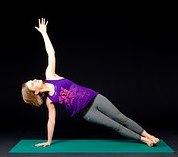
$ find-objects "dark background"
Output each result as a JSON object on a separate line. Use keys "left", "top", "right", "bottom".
{"left": 0, "top": 2, "right": 178, "bottom": 140}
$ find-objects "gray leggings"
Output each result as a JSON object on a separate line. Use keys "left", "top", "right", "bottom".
{"left": 81, "top": 94, "right": 144, "bottom": 141}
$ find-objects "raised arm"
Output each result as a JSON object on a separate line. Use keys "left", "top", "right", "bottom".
{"left": 35, "top": 18, "right": 59, "bottom": 79}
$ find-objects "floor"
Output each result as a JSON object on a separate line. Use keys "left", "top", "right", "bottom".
{"left": 0, "top": 125, "right": 177, "bottom": 157}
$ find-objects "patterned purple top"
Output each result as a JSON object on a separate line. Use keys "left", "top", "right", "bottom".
{"left": 45, "top": 78, "right": 98, "bottom": 116}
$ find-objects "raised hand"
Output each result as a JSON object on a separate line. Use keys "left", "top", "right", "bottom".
{"left": 35, "top": 17, "right": 48, "bottom": 34}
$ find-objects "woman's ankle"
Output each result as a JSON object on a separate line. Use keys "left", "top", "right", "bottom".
{"left": 141, "top": 130, "right": 159, "bottom": 144}
{"left": 140, "top": 136, "right": 154, "bottom": 147}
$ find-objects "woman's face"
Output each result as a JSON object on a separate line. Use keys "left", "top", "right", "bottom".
{"left": 26, "top": 79, "right": 43, "bottom": 91}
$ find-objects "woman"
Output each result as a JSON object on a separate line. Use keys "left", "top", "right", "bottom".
{"left": 21, "top": 17, "right": 159, "bottom": 147}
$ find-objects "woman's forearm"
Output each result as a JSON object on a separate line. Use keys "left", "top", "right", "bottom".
{"left": 41, "top": 32, "right": 55, "bottom": 57}
{"left": 47, "top": 120, "right": 55, "bottom": 144}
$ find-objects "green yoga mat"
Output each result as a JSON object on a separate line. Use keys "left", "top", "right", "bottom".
{"left": 9, "top": 139, "right": 175, "bottom": 154}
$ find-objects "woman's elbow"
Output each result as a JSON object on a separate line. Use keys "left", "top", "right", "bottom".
{"left": 48, "top": 119, "right": 55, "bottom": 125}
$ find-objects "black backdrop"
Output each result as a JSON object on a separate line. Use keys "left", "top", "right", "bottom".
{"left": 0, "top": 3, "right": 178, "bottom": 138}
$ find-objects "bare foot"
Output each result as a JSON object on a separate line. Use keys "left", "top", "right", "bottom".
{"left": 141, "top": 130, "right": 159, "bottom": 144}
{"left": 140, "top": 136, "right": 154, "bottom": 147}
{"left": 147, "top": 135, "right": 159, "bottom": 144}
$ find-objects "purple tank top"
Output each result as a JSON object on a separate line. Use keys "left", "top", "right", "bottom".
{"left": 45, "top": 78, "right": 98, "bottom": 116}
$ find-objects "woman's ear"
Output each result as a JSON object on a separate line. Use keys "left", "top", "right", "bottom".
{"left": 34, "top": 90, "right": 40, "bottom": 95}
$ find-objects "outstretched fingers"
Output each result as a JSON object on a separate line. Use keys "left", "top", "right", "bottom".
{"left": 35, "top": 17, "right": 48, "bottom": 33}
{"left": 35, "top": 142, "right": 50, "bottom": 147}
{"left": 39, "top": 17, "right": 48, "bottom": 25}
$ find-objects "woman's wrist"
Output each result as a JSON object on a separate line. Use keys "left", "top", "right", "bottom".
{"left": 40, "top": 30, "right": 47, "bottom": 35}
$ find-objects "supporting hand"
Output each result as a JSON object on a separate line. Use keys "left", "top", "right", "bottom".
{"left": 35, "top": 141, "right": 51, "bottom": 147}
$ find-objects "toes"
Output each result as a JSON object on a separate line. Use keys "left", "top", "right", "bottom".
{"left": 149, "top": 136, "right": 160, "bottom": 144}
{"left": 148, "top": 141, "right": 154, "bottom": 147}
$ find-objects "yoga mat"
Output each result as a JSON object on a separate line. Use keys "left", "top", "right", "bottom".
{"left": 9, "top": 139, "right": 175, "bottom": 154}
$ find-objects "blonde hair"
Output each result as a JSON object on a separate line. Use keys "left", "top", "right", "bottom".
{"left": 21, "top": 83, "right": 44, "bottom": 107}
